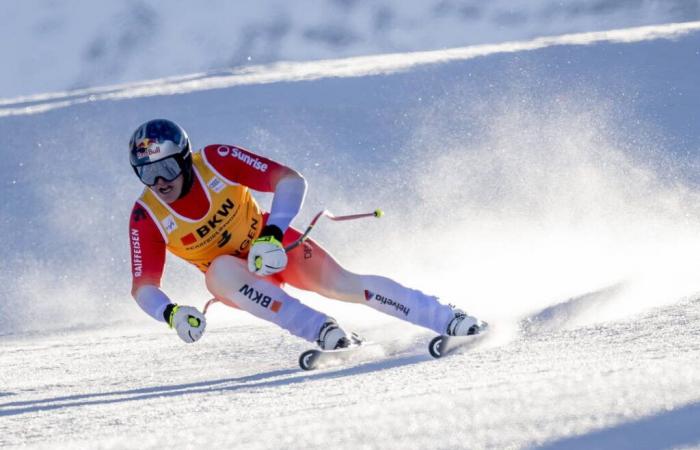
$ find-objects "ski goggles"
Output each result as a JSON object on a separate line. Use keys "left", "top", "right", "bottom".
{"left": 135, "top": 156, "right": 183, "bottom": 186}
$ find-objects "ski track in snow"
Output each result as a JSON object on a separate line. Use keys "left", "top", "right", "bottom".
{"left": 2, "top": 1, "right": 696, "bottom": 99}
{"left": 2, "top": 22, "right": 700, "bottom": 449}
{"left": 1, "top": 22, "right": 699, "bottom": 118}
{"left": 1, "top": 299, "right": 699, "bottom": 449}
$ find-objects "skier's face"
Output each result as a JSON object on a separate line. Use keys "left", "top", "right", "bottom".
{"left": 150, "top": 174, "right": 184, "bottom": 203}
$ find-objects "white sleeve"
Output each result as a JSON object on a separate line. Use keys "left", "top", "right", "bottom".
{"left": 134, "top": 285, "right": 172, "bottom": 323}
{"left": 267, "top": 174, "right": 307, "bottom": 232}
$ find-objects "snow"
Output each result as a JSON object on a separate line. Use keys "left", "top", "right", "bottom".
{"left": 1, "top": 0, "right": 698, "bottom": 99}
{"left": 2, "top": 300, "right": 699, "bottom": 449}
{"left": 2, "top": 20, "right": 700, "bottom": 450}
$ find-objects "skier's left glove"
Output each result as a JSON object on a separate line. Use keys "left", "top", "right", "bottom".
{"left": 164, "top": 304, "right": 206, "bottom": 343}
{"left": 248, "top": 225, "right": 287, "bottom": 276}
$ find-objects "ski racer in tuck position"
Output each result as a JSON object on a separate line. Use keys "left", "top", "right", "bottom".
{"left": 128, "top": 119, "right": 486, "bottom": 350}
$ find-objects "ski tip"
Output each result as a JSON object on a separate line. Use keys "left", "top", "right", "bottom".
{"left": 299, "top": 349, "right": 320, "bottom": 371}
{"left": 428, "top": 335, "right": 446, "bottom": 359}
{"left": 298, "top": 339, "right": 380, "bottom": 371}
{"left": 429, "top": 323, "right": 490, "bottom": 359}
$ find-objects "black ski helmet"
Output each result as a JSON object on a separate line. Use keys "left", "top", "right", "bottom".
{"left": 129, "top": 119, "right": 193, "bottom": 188}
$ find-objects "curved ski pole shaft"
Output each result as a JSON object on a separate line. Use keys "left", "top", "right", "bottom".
{"left": 284, "top": 208, "right": 383, "bottom": 252}
{"left": 203, "top": 298, "right": 242, "bottom": 315}
{"left": 203, "top": 298, "right": 220, "bottom": 315}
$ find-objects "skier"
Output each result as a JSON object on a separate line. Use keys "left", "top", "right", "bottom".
{"left": 128, "top": 119, "right": 486, "bottom": 350}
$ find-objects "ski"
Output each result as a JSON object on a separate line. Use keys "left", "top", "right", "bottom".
{"left": 298, "top": 339, "right": 378, "bottom": 371}
{"left": 428, "top": 323, "right": 490, "bottom": 358}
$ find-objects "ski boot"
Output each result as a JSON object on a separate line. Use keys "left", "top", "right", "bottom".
{"left": 316, "top": 319, "right": 352, "bottom": 350}
{"left": 446, "top": 310, "right": 488, "bottom": 336}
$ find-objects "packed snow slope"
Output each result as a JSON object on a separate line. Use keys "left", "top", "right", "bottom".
{"left": 1, "top": 23, "right": 700, "bottom": 449}
{"left": 2, "top": 0, "right": 699, "bottom": 98}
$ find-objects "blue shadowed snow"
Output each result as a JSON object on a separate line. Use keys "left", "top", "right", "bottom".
{"left": 2, "top": 24, "right": 700, "bottom": 450}
{"left": 2, "top": 26, "right": 700, "bottom": 336}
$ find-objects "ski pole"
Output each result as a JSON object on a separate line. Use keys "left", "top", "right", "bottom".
{"left": 203, "top": 297, "right": 220, "bottom": 315}
{"left": 282, "top": 208, "right": 384, "bottom": 252}
{"left": 206, "top": 208, "right": 384, "bottom": 315}
{"left": 252, "top": 208, "right": 383, "bottom": 271}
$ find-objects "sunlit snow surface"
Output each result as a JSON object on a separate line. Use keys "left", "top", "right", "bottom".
{"left": 2, "top": 24, "right": 700, "bottom": 449}
{"left": 2, "top": 299, "right": 699, "bottom": 449}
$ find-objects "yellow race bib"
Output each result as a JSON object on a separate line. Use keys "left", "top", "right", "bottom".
{"left": 137, "top": 150, "right": 263, "bottom": 271}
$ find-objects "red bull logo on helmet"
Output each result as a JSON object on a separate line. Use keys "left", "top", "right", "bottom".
{"left": 135, "top": 138, "right": 162, "bottom": 159}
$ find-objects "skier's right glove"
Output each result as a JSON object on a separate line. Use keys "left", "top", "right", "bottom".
{"left": 248, "top": 224, "right": 287, "bottom": 276}
{"left": 164, "top": 304, "right": 206, "bottom": 343}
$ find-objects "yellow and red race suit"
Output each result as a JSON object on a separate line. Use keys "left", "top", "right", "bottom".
{"left": 129, "top": 144, "right": 298, "bottom": 294}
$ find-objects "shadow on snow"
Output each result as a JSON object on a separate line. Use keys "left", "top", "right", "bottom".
{"left": 0, "top": 354, "right": 429, "bottom": 417}
{"left": 533, "top": 401, "right": 700, "bottom": 450}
